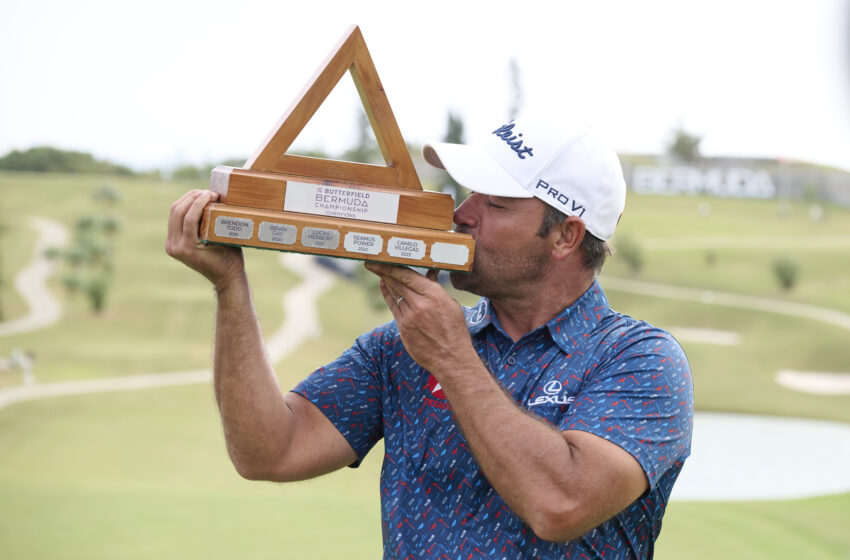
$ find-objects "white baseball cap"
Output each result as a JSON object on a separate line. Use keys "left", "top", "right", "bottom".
{"left": 423, "top": 113, "right": 626, "bottom": 240}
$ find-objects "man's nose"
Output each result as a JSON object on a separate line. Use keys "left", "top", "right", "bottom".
{"left": 453, "top": 193, "right": 481, "bottom": 231}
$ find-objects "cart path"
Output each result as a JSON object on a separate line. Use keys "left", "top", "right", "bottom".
{"left": 0, "top": 217, "right": 69, "bottom": 337}
{"left": 0, "top": 252, "right": 335, "bottom": 411}
{"left": 640, "top": 233, "right": 850, "bottom": 251}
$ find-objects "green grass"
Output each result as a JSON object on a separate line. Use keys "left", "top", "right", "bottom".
{"left": 1, "top": 172, "right": 850, "bottom": 558}
{"left": 0, "top": 210, "right": 37, "bottom": 324}
{"left": 603, "top": 290, "right": 850, "bottom": 422}
{"left": 3, "top": 384, "right": 845, "bottom": 560}
{"left": 607, "top": 194, "right": 850, "bottom": 312}
{"left": 0, "top": 384, "right": 384, "bottom": 560}
{"left": 0, "top": 172, "right": 298, "bottom": 382}
{"left": 657, "top": 496, "right": 850, "bottom": 559}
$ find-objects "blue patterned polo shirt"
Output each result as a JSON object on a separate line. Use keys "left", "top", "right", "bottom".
{"left": 293, "top": 281, "right": 693, "bottom": 559}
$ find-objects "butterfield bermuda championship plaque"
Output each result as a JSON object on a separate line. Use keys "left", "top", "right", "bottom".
{"left": 198, "top": 25, "right": 474, "bottom": 272}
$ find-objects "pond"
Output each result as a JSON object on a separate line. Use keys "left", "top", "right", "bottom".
{"left": 671, "top": 412, "right": 850, "bottom": 501}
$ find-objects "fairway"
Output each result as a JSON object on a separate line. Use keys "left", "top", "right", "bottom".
{"left": 0, "top": 385, "right": 385, "bottom": 560}
{"left": 1, "top": 171, "right": 849, "bottom": 558}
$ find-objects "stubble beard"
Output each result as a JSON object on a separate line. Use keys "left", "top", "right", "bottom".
{"left": 449, "top": 238, "right": 550, "bottom": 300}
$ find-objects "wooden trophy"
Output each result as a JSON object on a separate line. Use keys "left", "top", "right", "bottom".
{"left": 199, "top": 25, "right": 474, "bottom": 272}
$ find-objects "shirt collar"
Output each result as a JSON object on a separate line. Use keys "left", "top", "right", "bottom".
{"left": 545, "top": 281, "right": 612, "bottom": 352}
{"left": 464, "top": 298, "right": 495, "bottom": 336}
{"left": 464, "top": 281, "right": 612, "bottom": 351}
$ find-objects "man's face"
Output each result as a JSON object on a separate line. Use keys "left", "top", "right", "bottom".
{"left": 449, "top": 193, "right": 551, "bottom": 299}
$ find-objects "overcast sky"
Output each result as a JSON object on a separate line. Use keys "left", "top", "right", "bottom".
{"left": 2, "top": 0, "right": 848, "bottom": 172}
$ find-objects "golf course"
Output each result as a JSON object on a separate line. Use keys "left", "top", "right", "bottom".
{"left": 1, "top": 170, "right": 849, "bottom": 559}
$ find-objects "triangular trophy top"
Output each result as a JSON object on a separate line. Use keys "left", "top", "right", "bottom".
{"left": 244, "top": 25, "right": 422, "bottom": 191}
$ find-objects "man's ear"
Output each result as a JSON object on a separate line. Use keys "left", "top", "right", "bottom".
{"left": 550, "top": 216, "right": 585, "bottom": 260}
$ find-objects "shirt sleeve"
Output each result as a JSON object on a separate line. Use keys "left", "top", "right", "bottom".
{"left": 560, "top": 323, "right": 694, "bottom": 489}
{"left": 292, "top": 326, "right": 388, "bottom": 467}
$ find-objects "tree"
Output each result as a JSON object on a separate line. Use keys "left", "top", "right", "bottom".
{"left": 93, "top": 185, "right": 121, "bottom": 206}
{"left": 45, "top": 189, "right": 122, "bottom": 314}
{"left": 614, "top": 234, "right": 643, "bottom": 275}
{"left": 0, "top": 146, "right": 134, "bottom": 175}
{"left": 342, "top": 111, "right": 380, "bottom": 164}
{"left": 172, "top": 164, "right": 208, "bottom": 182}
{"left": 445, "top": 111, "right": 465, "bottom": 145}
{"left": 668, "top": 126, "right": 702, "bottom": 163}
{"left": 439, "top": 111, "right": 469, "bottom": 202}
{"left": 0, "top": 222, "right": 6, "bottom": 320}
{"left": 508, "top": 57, "right": 523, "bottom": 120}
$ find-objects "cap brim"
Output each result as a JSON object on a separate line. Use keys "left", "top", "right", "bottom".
{"left": 423, "top": 142, "right": 533, "bottom": 198}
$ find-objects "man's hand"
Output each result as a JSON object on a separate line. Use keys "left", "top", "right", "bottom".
{"left": 165, "top": 189, "right": 245, "bottom": 287}
{"left": 363, "top": 262, "right": 475, "bottom": 373}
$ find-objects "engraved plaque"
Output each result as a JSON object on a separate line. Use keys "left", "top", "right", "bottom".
{"left": 301, "top": 227, "right": 340, "bottom": 249}
{"left": 214, "top": 216, "right": 253, "bottom": 240}
{"left": 387, "top": 237, "right": 426, "bottom": 260}
{"left": 344, "top": 232, "right": 383, "bottom": 255}
{"left": 258, "top": 222, "right": 297, "bottom": 245}
{"left": 430, "top": 242, "right": 470, "bottom": 266}
{"left": 285, "top": 182, "right": 400, "bottom": 224}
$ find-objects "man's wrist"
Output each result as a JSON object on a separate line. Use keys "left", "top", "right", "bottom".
{"left": 430, "top": 342, "right": 486, "bottom": 388}
{"left": 213, "top": 268, "right": 249, "bottom": 299}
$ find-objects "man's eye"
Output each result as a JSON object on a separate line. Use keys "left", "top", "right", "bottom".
{"left": 487, "top": 198, "right": 505, "bottom": 209}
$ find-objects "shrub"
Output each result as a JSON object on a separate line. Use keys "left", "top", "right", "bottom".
{"left": 772, "top": 256, "right": 799, "bottom": 291}
{"left": 614, "top": 235, "right": 643, "bottom": 275}
{"left": 45, "top": 188, "right": 121, "bottom": 313}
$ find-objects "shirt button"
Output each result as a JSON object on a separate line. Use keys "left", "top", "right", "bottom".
{"left": 506, "top": 355, "right": 517, "bottom": 366}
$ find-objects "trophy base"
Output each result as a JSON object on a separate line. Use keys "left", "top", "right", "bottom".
{"left": 199, "top": 203, "right": 474, "bottom": 272}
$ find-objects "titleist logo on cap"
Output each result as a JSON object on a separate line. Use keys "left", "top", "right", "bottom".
{"left": 492, "top": 122, "right": 534, "bottom": 159}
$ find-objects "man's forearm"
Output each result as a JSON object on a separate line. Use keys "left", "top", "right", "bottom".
{"left": 434, "top": 355, "right": 582, "bottom": 539}
{"left": 212, "top": 272, "right": 293, "bottom": 479}
{"left": 165, "top": 189, "right": 346, "bottom": 480}
{"left": 435, "top": 351, "right": 647, "bottom": 542}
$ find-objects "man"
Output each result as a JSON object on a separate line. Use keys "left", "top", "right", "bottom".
{"left": 166, "top": 112, "right": 693, "bottom": 559}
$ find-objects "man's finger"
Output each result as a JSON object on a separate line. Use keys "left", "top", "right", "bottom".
{"left": 182, "top": 190, "right": 216, "bottom": 245}
{"left": 168, "top": 190, "right": 204, "bottom": 242}
{"left": 364, "top": 261, "right": 403, "bottom": 279}
{"left": 365, "top": 262, "right": 430, "bottom": 295}
{"left": 379, "top": 275, "right": 417, "bottom": 306}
